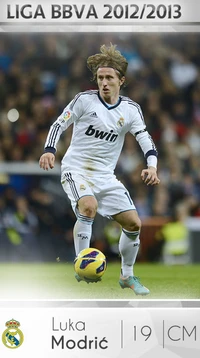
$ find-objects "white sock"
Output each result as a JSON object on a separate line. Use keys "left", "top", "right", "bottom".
{"left": 73, "top": 218, "right": 93, "bottom": 256}
{"left": 119, "top": 229, "right": 140, "bottom": 277}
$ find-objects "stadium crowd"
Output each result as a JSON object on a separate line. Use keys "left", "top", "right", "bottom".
{"left": 0, "top": 33, "right": 200, "bottom": 261}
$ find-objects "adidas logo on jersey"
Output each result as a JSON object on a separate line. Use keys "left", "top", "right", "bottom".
{"left": 85, "top": 125, "right": 118, "bottom": 142}
{"left": 90, "top": 112, "right": 98, "bottom": 118}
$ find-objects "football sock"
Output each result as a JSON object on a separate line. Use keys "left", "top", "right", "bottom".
{"left": 73, "top": 217, "right": 94, "bottom": 256}
{"left": 119, "top": 229, "right": 140, "bottom": 277}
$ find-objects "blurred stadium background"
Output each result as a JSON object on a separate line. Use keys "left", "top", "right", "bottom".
{"left": 0, "top": 32, "right": 200, "bottom": 266}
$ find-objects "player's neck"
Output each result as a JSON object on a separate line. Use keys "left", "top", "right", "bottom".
{"left": 99, "top": 93, "right": 120, "bottom": 106}
{"left": 105, "top": 99, "right": 119, "bottom": 107}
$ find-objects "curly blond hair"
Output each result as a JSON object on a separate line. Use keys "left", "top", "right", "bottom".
{"left": 87, "top": 43, "right": 128, "bottom": 82}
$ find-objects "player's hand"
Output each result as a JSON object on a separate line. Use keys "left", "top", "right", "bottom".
{"left": 39, "top": 153, "right": 55, "bottom": 171}
{"left": 141, "top": 166, "right": 160, "bottom": 186}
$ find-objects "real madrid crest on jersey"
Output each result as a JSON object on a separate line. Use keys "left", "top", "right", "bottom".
{"left": 117, "top": 117, "right": 124, "bottom": 127}
{"left": 2, "top": 319, "right": 24, "bottom": 349}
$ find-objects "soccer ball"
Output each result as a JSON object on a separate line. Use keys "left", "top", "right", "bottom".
{"left": 74, "top": 248, "right": 107, "bottom": 280}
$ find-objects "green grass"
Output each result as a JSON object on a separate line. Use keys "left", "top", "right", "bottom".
{"left": 0, "top": 262, "right": 200, "bottom": 300}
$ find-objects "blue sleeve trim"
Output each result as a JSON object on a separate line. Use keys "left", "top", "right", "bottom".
{"left": 44, "top": 147, "right": 56, "bottom": 155}
{"left": 145, "top": 149, "right": 158, "bottom": 159}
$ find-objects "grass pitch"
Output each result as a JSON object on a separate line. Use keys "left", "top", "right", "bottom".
{"left": 0, "top": 262, "right": 200, "bottom": 300}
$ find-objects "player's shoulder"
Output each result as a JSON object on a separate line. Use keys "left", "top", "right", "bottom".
{"left": 70, "top": 90, "right": 98, "bottom": 110}
{"left": 120, "top": 95, "right": 142, "bottom": 110}
{"left": 120, "top": 95, "right": 144, "bottom": 122}
{"left": 74, "top": 89, "right": 98, "bottom": 101}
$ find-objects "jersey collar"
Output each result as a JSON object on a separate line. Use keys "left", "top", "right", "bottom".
{"left": 98, "top": 92, "right": 122, "bottom": 110}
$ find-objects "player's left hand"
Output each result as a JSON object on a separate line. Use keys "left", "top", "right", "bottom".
{"left": 141, "top": 166, "right": 160, "bottom": 186}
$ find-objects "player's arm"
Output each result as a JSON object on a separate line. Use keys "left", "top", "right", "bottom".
{"left": 39, "top": 116, "right": 69, "bottom": 171}
{"left": 39, "top": 152, "right": 55, "bottom": 171}
{"left": 141, "top": 165, "right": 160, "bottom": 186}
{"left": 135, "top": 130, "right": 160, "bottom": 185}
{"left": 39, "top": 119, "right": 64, "bottom": 171}
{"left": 39, "top": 95, "right": 82, "bottom": 171}
{"left": 129, "top": 105, "right": 160, "bottom": 186}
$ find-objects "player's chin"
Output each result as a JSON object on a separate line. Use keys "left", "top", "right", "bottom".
{"left": 102, "top": 90, "right": 110, "bottom": 97}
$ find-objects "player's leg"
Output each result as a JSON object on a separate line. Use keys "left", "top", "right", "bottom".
{"left": 74, "top": 195, "right": 98, "bottom": 255}
{"left": 113, "top": 210, "right": 141, "bottom": 277}
{"left": 96, "top": 174, "right": 149, "bottom": 295}
{"left": 62, "top": 173, "right": 97, "bottom": 255}
{"left": 74, "top": 195, "right": 101, "bottom": 283}
{"left": 62, "top": 173, "right": 100, "bottom": 283}
{"left": 113, "top": 210, "right": 149, "bottom": 295}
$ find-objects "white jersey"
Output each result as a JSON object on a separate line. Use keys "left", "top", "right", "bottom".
{"left": 44, "top": 90, "right": 157, "bottom": 177}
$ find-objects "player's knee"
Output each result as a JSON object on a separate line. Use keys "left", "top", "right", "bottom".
{"left": 78, "top": 197, "right": 98, "bottom": 218}
{"left": 124, "top": 218, "right": 141, "bottom": 232}
{"left": 83, "top": 205, "right": 97, "bottom": 218}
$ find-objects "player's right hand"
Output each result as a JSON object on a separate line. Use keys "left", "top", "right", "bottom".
{"left": 39, "top": 152, "right": 55, "bottom": 171}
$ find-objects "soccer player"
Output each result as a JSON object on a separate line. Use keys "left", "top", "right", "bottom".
{"left": 39, "top": 44, "right": 160, "bottom": 295}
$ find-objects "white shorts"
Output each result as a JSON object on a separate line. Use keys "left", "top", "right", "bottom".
{"left": 61, "top": 172, "right": 136, "bottom": 218}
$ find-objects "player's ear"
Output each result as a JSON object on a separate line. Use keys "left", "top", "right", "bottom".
{"left": 120, "top": 76, "right": 125, "bottom": 87}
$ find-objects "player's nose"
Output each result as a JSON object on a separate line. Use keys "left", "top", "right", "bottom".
{"left": 102, "top": 79, "right": 108, "bottom": 86}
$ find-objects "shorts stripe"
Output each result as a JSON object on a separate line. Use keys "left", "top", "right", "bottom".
{"left": 65, "top": 172, "right": 80, "bottom": 201}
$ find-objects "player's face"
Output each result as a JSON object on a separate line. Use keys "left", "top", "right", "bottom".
{"left": 97, "top": 67, "right": 125, "bottom": 104}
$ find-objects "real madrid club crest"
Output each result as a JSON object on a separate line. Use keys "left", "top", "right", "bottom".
{"left": 117, "top": 117, "right": 124, "bottom": 127}
{"left": 2, "top": 319, "right": 24, "bottom": 349}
